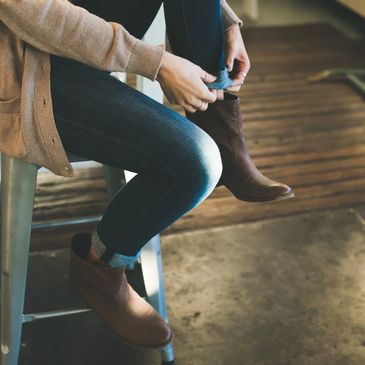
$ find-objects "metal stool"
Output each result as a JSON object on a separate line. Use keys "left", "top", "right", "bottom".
{"left": 0, "top": 151, "right": 174, "bottom": 365}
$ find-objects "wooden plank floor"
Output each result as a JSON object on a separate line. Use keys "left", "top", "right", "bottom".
{"left": 31, "top": 23, "right": 365, "bottom": 250}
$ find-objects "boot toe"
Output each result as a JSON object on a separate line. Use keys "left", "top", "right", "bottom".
{"left": 269, "top": 182, "right": 294, "bottom": 199}
{"left": 137, "top": 302, "right": 173, "bottom": 347}
{"left": 117, "top": 286, "right": 173, "bottom": 348}
{"left": 126, "top": 310, "right": 173, "bottom": 348}
{"left": 152, "top": 320, "right": 173, "bottom": 347}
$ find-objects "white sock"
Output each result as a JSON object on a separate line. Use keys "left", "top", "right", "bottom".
{"left": 91, "top": 229, "right": 141, "bottom": 268}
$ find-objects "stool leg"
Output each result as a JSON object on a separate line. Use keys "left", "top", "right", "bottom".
{"left": 0, "top": 155, "right": 38, "bottom": 365}
{"left": 102, "top": 166, "right": 137, "bottom": 270}
{"left": 140, "top": 235, "right": 175, "bottom": 364}
{"left": 102, "top": 165, "right": 126, "bottom": 200}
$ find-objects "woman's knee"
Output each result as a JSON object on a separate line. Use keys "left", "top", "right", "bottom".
{"left": 198, "top": 134, "right": 223, "bottom": 187}
{"left": 180, "top": 130, "right": 223, "bottom": 195}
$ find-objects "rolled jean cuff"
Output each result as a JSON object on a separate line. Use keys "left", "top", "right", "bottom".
{"left": 108, "top": 249, "right": 142, "bottom": 268}
{"left": 91, "top": 229, "right": 141, "bottom": 267}
{"left": 206, "top": 67, "right": 233, "bottom": 89}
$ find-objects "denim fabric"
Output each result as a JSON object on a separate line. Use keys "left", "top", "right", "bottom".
{"left": 50, "top": 55, "right": 222, "bottom": 256}
{"left": 164, "top": 0, "right": 225, "bottom": 73}
{"left": 206, "top": 68, "right": 233, "bottom": 89}
{"left": 165, "top": 0, "right": 233, "bottom": 88}
{"left": 72, "top": 0, "right": 233, "bottom": 87}
{"left": 50, "top": 0, "right": 227, "bottom": 256}
{"left": 91, "top": 228, "right": 142, "bottom": 267}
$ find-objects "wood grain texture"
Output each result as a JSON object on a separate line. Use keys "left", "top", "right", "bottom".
{"left": 31, "top": 23, "right": 365, "bottom": 251}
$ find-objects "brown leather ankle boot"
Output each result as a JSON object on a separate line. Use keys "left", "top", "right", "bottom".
{"left": 185, "top": 92, "right": 294, "bottom": 202}
{"left": 69, "top": 232, "right": 173, "bottom": 348}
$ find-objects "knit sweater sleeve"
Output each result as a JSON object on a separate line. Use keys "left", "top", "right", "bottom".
{"left": 0, "top": 0, "right": 165, "bottom": 81}
{"left": 221, "top": 0, "right": 244, "bottom": 32}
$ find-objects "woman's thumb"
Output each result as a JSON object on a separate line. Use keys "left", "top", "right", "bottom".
{"left": 225, "top": 56, "right": 234, "bottom": 72}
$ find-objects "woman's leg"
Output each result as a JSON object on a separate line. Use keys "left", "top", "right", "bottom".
{"left": 163, "top": 0, "right": 232, "bottom": 89}
{"left": 158, "top": 1, "right": 292, "bottom": 201}
{"left": 71, "top": 0, "right": 291, "bottom": 204}
{"left": 51, "top": 5, "right": 223, "bottom": 346}
{"left": 50, "top": 54, "right": 222, "bottom": 257}
{"left": 72, "top": 0, "right": 164, "bottom": 40}
{"left": 73, "top": 0, "right": 231, "bottom": 89}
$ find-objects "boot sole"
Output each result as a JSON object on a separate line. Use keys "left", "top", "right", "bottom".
{"left": 69, "top": 278, "right": 174, "bottom": 350}
{"left": 108, "top": 320, "right": 174, "bottom": 351}
{"left": 231, "top": 190, "right": 295, "bottom": 202}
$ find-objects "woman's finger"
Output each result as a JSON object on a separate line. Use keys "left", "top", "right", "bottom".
{"left": 235, "top": 60, "right": 250, "bottom": 80}
{"left": 200, "top": 68, "right": 217, "bottom": 83}
{"left": 229, "top": 72, "right": 246, "bottom": 89}
{"left": 230, "top": 73, "right": 245, "bottom": 86}
{"left": 216, "top": 89, "right": 224, "bottom": 100}
{"left": 185, "top": 104, "right": 197, "bottom": 113}
{"left": 198, "top": 101, "right": 209, "bottom": 111}
{"left": 226, "top": 85, "right": 241, "bottom": 93}
{"left": 191, "top": 100, "right": 208, "bottom": 112}
{"left": 201, "top": 88, "right": 217, "bottom": 104}
{"left": 225, "top": 53, "right": 235, "bottom": 72}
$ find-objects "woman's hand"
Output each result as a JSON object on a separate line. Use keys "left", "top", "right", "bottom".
{"left": 156, "top": 51, "right": 218, "bottom": 113}
{"left": 224, "top": 23, "right": 251, "bottom": 93}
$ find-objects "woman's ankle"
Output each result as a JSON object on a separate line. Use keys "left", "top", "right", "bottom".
{"left": 89, "top": 228, "right": 142, "bottom": 268}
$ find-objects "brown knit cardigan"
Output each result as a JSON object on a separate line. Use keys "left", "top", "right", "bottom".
{"left": 0, "top": 0, "right": 243, "bottom": 178}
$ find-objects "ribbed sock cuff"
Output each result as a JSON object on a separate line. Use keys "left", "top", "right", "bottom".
{"left": 206, "top": 67, "right": 233, "bottom": 89}
{"left": 91, "top": 229, "right": 141, "bottom": 268}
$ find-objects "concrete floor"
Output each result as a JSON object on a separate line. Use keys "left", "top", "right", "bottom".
{"left": 21, "top": 208, "right": 365, "bottom": 364}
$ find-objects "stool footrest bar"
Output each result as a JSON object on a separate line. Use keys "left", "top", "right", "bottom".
{"left": 22, "top": 308, "right": 92, "bottom": 323}
{"left": 32, "top": 215, "right": 102, "bottom": 230}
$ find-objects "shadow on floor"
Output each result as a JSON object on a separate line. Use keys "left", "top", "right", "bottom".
{"left": 22, "top": 208, "right": 365, "bottom": 365}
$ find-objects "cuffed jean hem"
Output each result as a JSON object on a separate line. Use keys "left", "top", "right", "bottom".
{"left": 91, "top": 228, "right": 141, "bottom": 267}
{"left": 206, "top": 67, "right": 233, "bottom": 89}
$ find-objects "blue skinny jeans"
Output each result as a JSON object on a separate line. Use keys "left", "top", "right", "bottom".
{"left": 50, "top": 0, "right": 229, "bottom": 256}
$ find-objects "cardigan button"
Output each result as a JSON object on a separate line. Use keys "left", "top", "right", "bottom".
{"left": 42, "top": 98, "right": 46, "bottom": 106}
